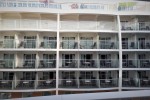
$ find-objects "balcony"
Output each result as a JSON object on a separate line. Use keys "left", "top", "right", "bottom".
{"left": 0, "top": 39, "right": 16, "bottom": 49}
{"left": 121, "top": 22, "right": 150, "bottom": 31}
{"left": 61, "top": 40, "right": 78, "bottom": 49}
{"left": 0, "top": 80, "right": 13, "bottom": 90}
{"left": 122, "top": 59, "right": 137, "bottom": 68}
{"left": 0, "top": 19, "right": 57, "bottom": 30}
{"left": 100, "top": 79, "right": 118, "bottom": 88}
{"left": 122, "top": 59, "right": 150, "bottom": 68}
{"left": 138, "top": 59, "right": 150, "bottom": 68}
{"left": 99, "top": 59, "right": 119, "bottom": 68}
{"left": 59, "top": 79, "right": 78, "bottom": 88}
{"left": 122, "top": 78, "right": 138, "bottom": 87}
{"left": 60, "top": 21, "right": 117, "bottom": 31}
{"left": 137, "top": 41, "right": 150, "bottom": 49}
{"left": 0, "top": 59, "right": 15, "bottom": 69}
{"left": 139, "top": 78, "right": 150, "bottom": 87}
{"left": 80, "top": 40, "right": 96, "bottom": 49}
{"left": 18, "top": 40, "right": 37, "bottom": 49}
{"left": 38, "top": 59, "right": 56, "bottom": 68}
{"left": 37, "top": 79, "right": 56, "bottom": 89}
{"left": 122, "top": 41, "right": 137, "bottom": 49}
{"left": 80, "top": 59, "right": 97, "bottom": 68}
{"left": 16, "top": 60, "right": 36, "bottom": 69}
{"left": 40, "top": 40, "right": 56, "bottom": 49}
{"left": 16, "top": 80, "right": 35, "bottom": 89}
{"left": 99, "top": 40, "right": 118, "bottom": 49}
{"left": 79, "top": 79, "right": 98, "bottom": 88}
{"left": 61, "top": 59, "right": 77, "bottom": 68}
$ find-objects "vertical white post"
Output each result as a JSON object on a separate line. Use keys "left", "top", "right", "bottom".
{"left": 56, "top": 13, "right": 60, "bottom": 95}
{"left": 117, "top": 15, "right": 122, "bottom": 91}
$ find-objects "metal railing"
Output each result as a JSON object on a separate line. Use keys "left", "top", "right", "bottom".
{"left": 138, "top": 59, "right": 150, "bottom": 68}
{"left": 99, "top": 59, "right": 119, "bottom": 68}
{"left": 17, "top": 59, "right": 36, "bottom": 69}
{"left": 38, "top": 59, "right": 56, "bottom": 68}
{"left": 16, "top": 80, "right": 35, "bottom": 89}
{"left": 122, "top": 59, "right": 138, "bottom": 68}
{"left": 99, "top": 40, "right": 118, "bottom": 49}
{"left": 100, "top": 79, "right": 118, "bottom": 88}
{"left": 60, "top": 21, "right": 117, "bottom": 31}
{"left": 59, "top": 79, "right": 78, "bottom": 88}
{"left": 40, "top": 40, "right": 56, "bottom": 49}
{"left": 80, "top": 59, "right": 98, "bottom": 68}
{"left": 37, "top": 79, "right": 56, "bottom": 89}
{"left": 61, "top": 59, "right": 77, "bottom": 68}
{"left": 121, "top": 22, "right": 150, "bottom": 31}
{"left": 0, "top": 80, "right": 13, "bottom": 89}
{"left": 0, "top": 19, "right": 57, "bottom": 30}
{"left": 61, "top": 40, "right": 78, "bottom": 49}
{"left": 122, "top": 78, "right": 139, "bottom": 87}
{"left": 80, "top": 40, "right": 96, "bottom": 49}
{"left": 0, "top": 39, "right": 16, "bottom": 48}
{"left": 79, "top": 79, "right": 99, "bottom": 88}
{"left": 0, "top": 59, "right": 15, "bottom": 69}
{"left": 122, "top": 41, "right": 137, "bottom": 49}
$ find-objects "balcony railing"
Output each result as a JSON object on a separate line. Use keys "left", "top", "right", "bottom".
{"left": 18, "top": 40, "right": 37, "bottom": 48}
{"left": 80, "top": 59, "right": 97, "bottom": 68}
{"left": 122, "top": 59, "right": 137, "bottom": 68}
{"left": 122, "top": 40, "right": 150, "bottom": 49}
{"left": 122, "top": 78, "right": 139, "bottom": 87}
{"left": 0, "top": 80, "right": 13, "bottom": 90}
{"left": 0, "top": 19, "right": 57, "bottom": 30}
{"left": 100, "top": 79, "right": 118, "bottom": 88}
{"left": 121, "top": 22, "right": 150, "bottom": 31}
{"left": 61, "top": 40, "right": 78, "bottom": 49}
{"left": 37, "top": 79, "right": 56, "bottom": 89}
{"left": 16, "top": 80, "right": 35, "bottom": 89}
{"left": 40, "top": 40, "right": 56, "bottom": 49}
{"left": 137, "top": 41, "right": 150, "bottom": 49}
{"left": 99, "top": 40, "right": 118, "bottom": 49}
{"left": 122, "top": 41, "right": 137, "bottom": 49}
{"left": 59, "top": 79, "right": 78, "bottom": 88}
{"left": 139, "top": 79, "right": 150, "bottom": 87}
{"left": 16, "top": 60, "right": 36, "bottom": 69}
{"left": 38, "top": 59, "right": 56, "bottom": 68}
{"left": 0, "top": 39, "right": 16, "bottom": 48}
{"left": 80, "top": 40, "right": 96, "bottom": 49}
{"left": 0, "top": 59, "right": 15, "bottom": 69}
{"left": 79, "top": 79, "right": 99, "bottom": 88}
{"left": 61, "top": 59, "right": 77, "bottom": 68}
{"left": 122, "top": 59, "right": 150, "bottom": 68}
{"left": 138, "top": 59, "right": 150, "bottom": 68}
{"left": 60, "top": 21, "right": 117, "bottom": 31}
{"left": 99, "top": 59, "right": 119, "bottom": 68}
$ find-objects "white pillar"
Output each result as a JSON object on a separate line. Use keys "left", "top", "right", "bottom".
{"left": 117, "top": 15, "right": 122, "bottom": 91}
{"left": 56, "top": 13, "right": 60, "bottom": 95}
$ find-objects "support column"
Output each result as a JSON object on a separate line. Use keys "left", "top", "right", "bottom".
{"left": 117, "top": 15, "right": 122, "bottom": 91}
{"left": 56, "top": 13, "right": 60, "bottom": 95}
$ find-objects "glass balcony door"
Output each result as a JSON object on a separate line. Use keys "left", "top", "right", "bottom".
{"left": 4, "top": 54, "right": 14, "bottom": 68}
{"left": 62, "top": 54, "right": 75, "bottom": 67}
{"left": 24, "top": 36, "right": 36, "bottom": 48}
{"left": 99, "top": 37, "right": 112, "bottom": 49}
{"left": 23, "top": 72, "right": 36, "bottom": 80}
{"left": 3, "top": 72, "right": 14, "bottom": 80}
{"left": 99, "top": 54, "right": 111, "bottom": 68}
{"left": 4, "top": 36, "right": 14, "bottom": 48}
{"left": 80, "top": 37, "right": 93, "bottom": 49}
{"left": 42, "top": 54, "right": 56, "bottom": 68}
{"left": 122, "top": 38, "right": 128, "bottom": 49}
{"left": 43, "top": 72, "right": 55, "bottom": 80}
{"left": 23, "top": 54, "right": 36, "bottom": 68}
{"left": 43, "top": 37, "right": 56, "bottom": 48}
{"left": 138, "top": 38, "right": 145, "bottom": 49}
{"left": 62, "top": 37, "right": 75, "bottom": 49}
